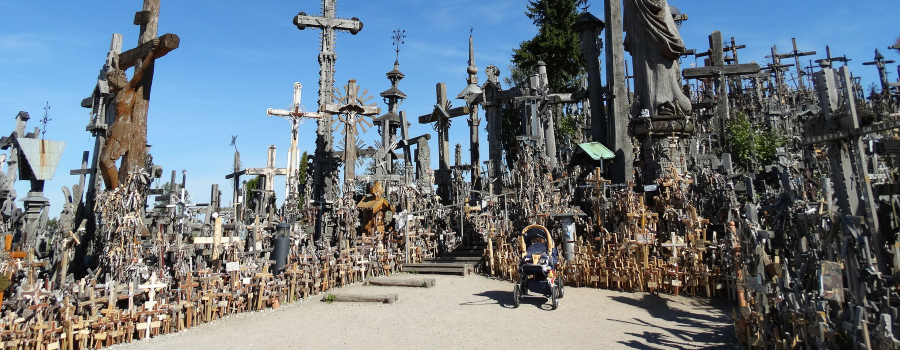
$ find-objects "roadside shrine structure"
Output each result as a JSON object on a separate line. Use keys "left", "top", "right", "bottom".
{"left": 0, "top": 0, "right": 899, "bottom": 349}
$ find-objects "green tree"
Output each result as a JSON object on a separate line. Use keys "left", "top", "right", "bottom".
{"left": 298, "top": 151, "right": 309, "bottom": 206}
{"left": 244, "top": 176, "right": 260, "bottom": 206}
{"left": 725, "top": 112, "right": 784, "bottom": 170}
{"left": 512, "top": 0, "right": 589, "bottom": 93}
{"left": 502, "top": 0, "right": 588, "bottom": 169}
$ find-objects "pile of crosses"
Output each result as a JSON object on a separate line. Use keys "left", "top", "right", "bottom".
{"left": 2, "top": 0, "right": 900, "bottom": 349}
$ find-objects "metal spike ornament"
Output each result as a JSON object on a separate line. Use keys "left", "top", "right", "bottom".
{"left": 40, "top": 102, "right": 51, "bottom": 138}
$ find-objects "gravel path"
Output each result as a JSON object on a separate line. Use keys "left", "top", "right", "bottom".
{"left": 110, "top": 274, "right": 736, "bottom": 350}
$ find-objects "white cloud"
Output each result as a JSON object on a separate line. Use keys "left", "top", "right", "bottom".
{"left": 0, "top": 33, "right": 52, "bottom": 64}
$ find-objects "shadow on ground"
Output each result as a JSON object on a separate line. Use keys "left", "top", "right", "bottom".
{"left": 608, "top": 294, "right": 735, "bottom": 350}
{"left": 466, "top": 290, "right": 555, "bottom": 310}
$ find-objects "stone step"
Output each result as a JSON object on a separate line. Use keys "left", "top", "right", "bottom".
{"left": 401, "top": 263, "right": 470, "bottom": 276}
{"left": 424, "top": 256, "right": 482, "bottom": 263}
{"left": 443, "top": 250, "right": 484, "bottom": 257}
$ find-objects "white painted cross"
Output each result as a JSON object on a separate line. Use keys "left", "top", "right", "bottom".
{"left": 266, "top": 82, "right": 322, "bottom": 201}
{"left": 245, "top": 146, "right": 289, "bottom": 209}
{"left": 138, "top": 274, "right": 166, "bottom": 311}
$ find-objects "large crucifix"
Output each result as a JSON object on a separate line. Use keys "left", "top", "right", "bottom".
{"left": 266, "top": 82, "right": 322, "bottom": 202}
{"left": 99, "top": 0, "right": 179, "bottom": 189}
{"left": 419, "top": 83, "right": 468, "bottom": 204}
{"left": 293, "top": 0, "right": 363, "bottom": 242}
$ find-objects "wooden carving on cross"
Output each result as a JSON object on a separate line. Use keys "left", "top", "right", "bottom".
{"left": 99, "top": 0, "right": 179, "bottom": 189}
{"left": 418, "top": 83, "right": 468, "bottom": 204}
{"left": 244, "top": 145, "right": 288, "bottom": 214}
{"left": 266, "top": 82, "right": 321, "bottom": 203}
{"left": 325, "top": 79, "right": 381, "bottom": 182}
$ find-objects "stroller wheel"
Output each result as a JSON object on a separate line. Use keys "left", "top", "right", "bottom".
{"left": 513, "top": 285, "right": 521, "bottom": 308}
{"left": 550, "top": 284, "right": 558, "bottom": 310}
{"left": 557, "top": 278, "right": 565, "bottom": 299}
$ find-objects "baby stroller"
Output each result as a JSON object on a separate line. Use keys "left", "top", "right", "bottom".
{"left": 512, "top": 224, "right": 564, "bottom": 309}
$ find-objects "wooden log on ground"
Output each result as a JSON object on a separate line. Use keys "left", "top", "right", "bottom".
{"left": 322, "top": 292, "right": 398, "bottom": 304}
{"left": 367, "top": 276, "right": 435, "bottom": 288}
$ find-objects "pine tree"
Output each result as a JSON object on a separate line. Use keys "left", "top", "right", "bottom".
{"left": 512, "top": 0, "right": 589, "bottom": 93}
{"left": 503, "top": 0, "right": 588, "bottom": 169}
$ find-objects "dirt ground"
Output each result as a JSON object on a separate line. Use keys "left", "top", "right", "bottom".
{"left": 110, "top": 274, "right": 737, "bottom": 350}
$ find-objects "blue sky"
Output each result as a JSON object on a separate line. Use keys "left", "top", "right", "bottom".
{"left": 0, "top": 0, "right": 896, "bottom": 214}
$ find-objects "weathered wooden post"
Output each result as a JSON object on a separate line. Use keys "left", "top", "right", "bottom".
{"left": 293, "top": 0, "right": 364, "bottom": 241}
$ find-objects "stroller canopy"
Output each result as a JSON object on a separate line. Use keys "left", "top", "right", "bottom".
{"left": 520, "top": 224, "right": 554, "bottom": 251}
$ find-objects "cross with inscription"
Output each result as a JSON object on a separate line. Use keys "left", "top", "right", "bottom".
{"left": 293, "top": 0, "right": 364, "bottom": 242}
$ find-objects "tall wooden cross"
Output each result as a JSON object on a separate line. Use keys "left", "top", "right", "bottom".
{"left": 419, "top": 83, "right": 468, "bottom": 204}
{"left": 815, "top": 45, "right": 851, "bottom": 68}
{"left": 224, "top": 150, "right": 245, "bottom": 207}
{"left": 482, "top": 66, "right": 522, "bottom": 194}
{"left": 863, "top": 49, "right": 896, "bottom": 98}
{"left": 722, "top": 37, "right": 746, "bottom": 64}
{"left": 293, "top": 0, "right": 363, "bottom": 242}
{"left": 773, "top": 38, "right": 816, "bottom": 91}
{"left": 765, "top": 44, "right": 800, "bottom": 102}
{"left": 245, "top": 145, "right": 288, "bottom": 213}
{"left": 99, "top": 0, "right": 179, "bottom": 189}
{"left": 683, "top": 31, "right": 759, "bottom": 137}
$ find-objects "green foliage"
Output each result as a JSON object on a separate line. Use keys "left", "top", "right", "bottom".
{"left": 755, "top": 132, "right": 782, "bottom": 166}
{"left": 502, "top": 0, "right": 587, "bottom": 170}
{"left": 555, "top": 106, "right": 578, "bottom": 142}
{"left": 244, "top": 176, "right": 260, "bottom": 206}
{"left": 500, "top": 100, "right": 522, "bottom": 169}
{"left": 46, "top": 218, "right": 58, "bottom": 233}
{"left": 725, "top": 112, "right": 784, "bottom": 170}
{"left": 512, "top": 0, "right": 588, "bottom": 94}
{"left": 298, "top": 151, "right": 309, "bottom": 206}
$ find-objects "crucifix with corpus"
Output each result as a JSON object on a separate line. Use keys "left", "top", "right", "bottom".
{"left": 266, "top": 82, "right": 322, "bottom": 203}
{"left": 99, "top": 0, "right": 179, "bottom": 189}
{"left": 244, "top": 145, "right": 288, "bottom": 216}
